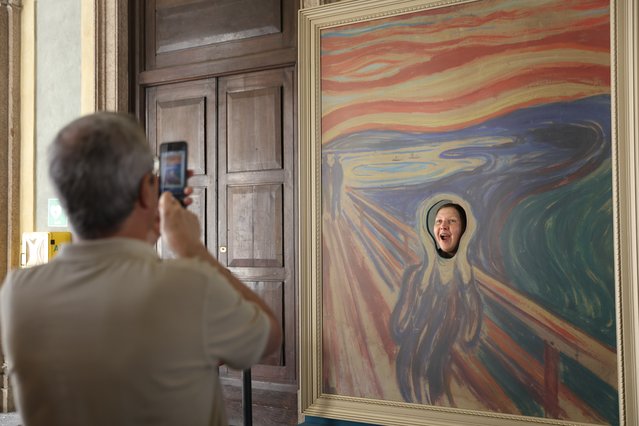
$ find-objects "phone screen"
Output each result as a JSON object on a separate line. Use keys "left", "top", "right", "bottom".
{"left": 159, "top": 141, "right": 188, "bottom": 204}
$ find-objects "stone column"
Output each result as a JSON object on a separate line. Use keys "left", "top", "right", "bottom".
{"left": 95, "top": 0, "right": 129, "bottom": 112}
{"left": 0, "top": 0, "right": 22, "bottom": 413}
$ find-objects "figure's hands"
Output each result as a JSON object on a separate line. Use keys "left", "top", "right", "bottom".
{"left": 159, "top": 191, "right": 205, "bottom": 258}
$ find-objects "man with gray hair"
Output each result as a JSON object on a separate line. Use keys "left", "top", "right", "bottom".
{"left": 0, "top": 112, "right": 281, "bottom": 426}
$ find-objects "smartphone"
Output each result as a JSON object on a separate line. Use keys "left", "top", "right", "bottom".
{"left": 159, "top": 141, "right": 188, "bottom": 206}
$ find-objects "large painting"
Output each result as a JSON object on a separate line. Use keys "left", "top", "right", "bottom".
{"left": 299, "top": 0, "right": 639, "bottom": 425}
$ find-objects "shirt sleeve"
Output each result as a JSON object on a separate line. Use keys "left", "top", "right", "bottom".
{"left": 200, "top": 264, "right": 270, "bottom": 370}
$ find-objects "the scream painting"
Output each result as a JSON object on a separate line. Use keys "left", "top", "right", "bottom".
{"left": 319, "top": 0, "right": 617, "bottom": 424}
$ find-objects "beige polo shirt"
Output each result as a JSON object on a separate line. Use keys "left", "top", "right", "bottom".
{"left": 0, "top": 238, "right": 270, "bottom": 426}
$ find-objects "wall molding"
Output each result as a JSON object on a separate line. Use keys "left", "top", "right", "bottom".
{"left": 0, "top": 0, "right": 22, "bottom": 413}
{"left": 0, "top": 0, "right": 22, "bottom": 281}
{"left": 94, "top": 0, "right": 129, "bottom": 112}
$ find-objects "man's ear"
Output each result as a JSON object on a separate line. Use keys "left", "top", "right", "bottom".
{"left": 139, "top": 174, "right": 157, "bottom": 209}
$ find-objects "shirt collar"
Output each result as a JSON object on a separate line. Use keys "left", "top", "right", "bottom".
{"left": 57, "top": 237, "right": 158, "bottom": 261}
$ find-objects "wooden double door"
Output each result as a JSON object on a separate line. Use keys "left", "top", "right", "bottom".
{"left": 145, "top": 68, "right": 297, "bottom": 424}
{"left": 136, "top": 2, "right": 299, "bottom": 422}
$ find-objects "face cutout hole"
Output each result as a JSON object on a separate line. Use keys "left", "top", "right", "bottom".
{"left": 427, "top": 201, "right": 467, "bottom": 258}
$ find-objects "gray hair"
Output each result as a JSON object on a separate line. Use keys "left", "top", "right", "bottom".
{"left": 48, "top": 112, "right": 154, "bottom": 239}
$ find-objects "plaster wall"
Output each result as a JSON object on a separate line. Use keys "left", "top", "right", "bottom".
{"left": 34, "top": 0, "right": 80, "bottom": 231}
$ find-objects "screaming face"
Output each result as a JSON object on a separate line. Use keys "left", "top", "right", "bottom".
{"left": 433, "top": 206, "right": 463, "bottom": 256}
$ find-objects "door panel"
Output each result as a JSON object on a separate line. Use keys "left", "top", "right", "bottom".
{"left": 247, "top": 281, "right": 285, "bottom": 367}
{"left": 146, "top": 79, "right": 217, "bottom": 256}
{"left": 227, "top": 184, "right": 284, "bottom": 268}
{"left": 156, "top": 97, "right": 207, "bottom": 175}
{"left": 227, "top": 86, "right": 283, "bottom": 172}
{"left": 156, "top": 0, "right": 281, "bottom": 53}
{"left": 145, "top": 0, "right": 296, "bottom": 70}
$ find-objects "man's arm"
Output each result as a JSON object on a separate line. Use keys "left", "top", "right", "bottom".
{"left": 158, "top": 192, "right": 282, "bottom": 360}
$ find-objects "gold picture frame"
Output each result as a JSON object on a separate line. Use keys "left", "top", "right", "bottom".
{"left": 298, "top": 0, "right": 639, "bottom": 424}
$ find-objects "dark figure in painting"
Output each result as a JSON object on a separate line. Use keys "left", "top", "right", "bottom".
{"left": 322, "top": 153, "right": 344, "bottom": 221}
{"left": 329, "top": 153, "right": 343, "bottom": 220}
{"left": 390, "top": 196, "right": 482, "bottom": 406}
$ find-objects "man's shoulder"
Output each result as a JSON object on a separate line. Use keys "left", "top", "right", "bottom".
{"left": 158, "top": 257, "right": 218, "bottom": 278}
{"left": 0, "top": 263, "right": 56, "bottom": 306}
{"left": 3, "top": 262, "right": 51, "bottom": 285}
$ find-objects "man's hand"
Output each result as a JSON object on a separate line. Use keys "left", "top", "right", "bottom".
{"left": 159, "top": 191, "right": 206, "bottom": 259}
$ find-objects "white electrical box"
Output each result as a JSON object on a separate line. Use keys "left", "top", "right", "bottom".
{"left": 20, "top": 232, "right": 72, "bottom": 268}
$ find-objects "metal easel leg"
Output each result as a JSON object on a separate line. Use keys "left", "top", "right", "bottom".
{"left": 242, "top": 368, "right": 252, "bottom": 426}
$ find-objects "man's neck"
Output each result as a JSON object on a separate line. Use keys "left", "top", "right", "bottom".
{"left": 74, "top": 208, "right": 154, "bottom": 245}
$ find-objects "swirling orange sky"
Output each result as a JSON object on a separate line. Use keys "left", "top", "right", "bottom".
{"left": 320, "top": 0, "right": 610, "bottom": 145}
